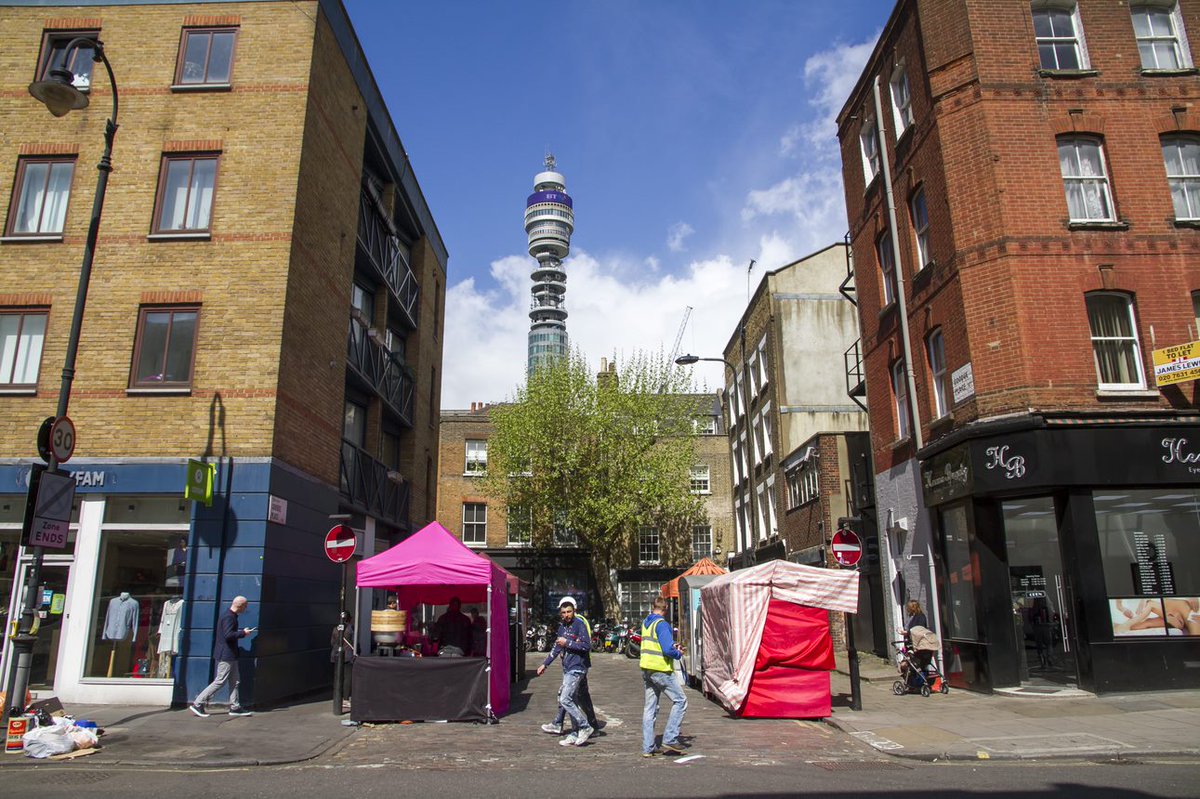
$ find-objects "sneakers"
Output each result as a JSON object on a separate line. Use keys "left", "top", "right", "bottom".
{"left": 540, "top": 722, "right": 563, "bottom": 735}
{"left": 228, "top": 707, "right": 254, "bottom": 717}
{"left": 573, "top": 726, "right": 594, "bottom": 746}
{"left": 559, "top": 733, "right": 578, "bottom": 746}
{"left": 188, "top": 703, "right": 209, "bottom": 718}
{"left": 641, "top": 750, "right": 660, "bottom": 758}
{"left": 661, "top": 740, "right": 687, "bottom": 755}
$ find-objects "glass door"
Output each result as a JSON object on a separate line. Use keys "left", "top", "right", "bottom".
{"left": 1004, "top": 497, "right": 1078, "bottom": 688}
{"left": 12, "top": 562, "right": 72, "bottom": 690}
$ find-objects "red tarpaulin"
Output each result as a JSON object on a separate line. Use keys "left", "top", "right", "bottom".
{"left": 742, "top": 600, "right": 835, "bottom": 718}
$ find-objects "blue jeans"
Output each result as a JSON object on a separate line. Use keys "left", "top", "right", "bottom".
{"left": 642, "top": 669, "right": 687, "bottom": 753}
{"left": 558, "top": 669, "right": 590, "bottom": 732}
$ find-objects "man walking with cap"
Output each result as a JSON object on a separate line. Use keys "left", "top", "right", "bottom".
{"left": 540, "top": 596, "right": 599, "bottom": 735}
{"left": 536, "top": 595, "right": 594, "bottom": 746}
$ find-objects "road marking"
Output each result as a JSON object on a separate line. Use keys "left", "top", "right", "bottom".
{"left": 849, "top": 731, "right": 904, "bottom": 751}
{"left": 674, "top": 754, "right": 705, "bottom": 764}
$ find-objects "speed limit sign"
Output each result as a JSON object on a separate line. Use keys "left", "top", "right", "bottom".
{"left": 49, "top": 416, "right": 77, "bottom": 463}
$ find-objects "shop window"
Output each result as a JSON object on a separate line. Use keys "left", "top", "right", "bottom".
{"left": 1096, "top": 489, "right": 1200, "bottom": 638}
{"left": 175, "top": 27, "right": 237, "bottom": 87}
{"left": 938, "top": 503, "right": 979, "bottom": 640}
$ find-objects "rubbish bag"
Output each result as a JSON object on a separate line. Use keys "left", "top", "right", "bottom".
{"left": 23, "top": 717, "right": 79, "bottom": 758}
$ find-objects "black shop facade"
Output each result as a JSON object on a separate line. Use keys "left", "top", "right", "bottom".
{"left": 919, "top": 418, "right": 1200, "bottom": 695}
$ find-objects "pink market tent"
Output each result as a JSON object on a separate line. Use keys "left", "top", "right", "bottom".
{"left": 700, "top": 560, "right": 858, "bottom": 718}
{"left": 356, "top": 521, "right": 511, "bottom": 717}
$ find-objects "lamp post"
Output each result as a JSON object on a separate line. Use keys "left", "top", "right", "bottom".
{"left": 2, "top": 39, "right": 118, "bottom": 730}
{"left": 675, "top": 353, "right": 758, "bottom": 568}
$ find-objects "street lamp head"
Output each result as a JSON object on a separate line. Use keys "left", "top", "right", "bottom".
{"left": 675, "top": 354, "right": 700, "bottom": 366}
{"left": 29, "top": 66, "right": 89, "bottom": 117}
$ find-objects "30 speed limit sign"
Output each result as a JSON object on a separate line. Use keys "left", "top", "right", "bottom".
{"left": 49, "top": 416, "right": 77, "bottom": 463}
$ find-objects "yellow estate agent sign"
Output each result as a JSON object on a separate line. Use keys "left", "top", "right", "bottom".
{"left": 1152, "top": 340, "right": 1200, "bottom": 387}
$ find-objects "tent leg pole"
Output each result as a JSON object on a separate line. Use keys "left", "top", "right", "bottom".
{"left": 486, "top": 583, "right": 493, "bottom": 723}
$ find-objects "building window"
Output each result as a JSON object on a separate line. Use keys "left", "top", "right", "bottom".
{"left": 619, "top": 580, "right": 662, "bottom": 623}
{"left": 890, "top": 65, "right": 914, "bottom": 135}
{"left": 129, "top": 306, "right": 199, "bottom": 388}
{"left": 381, "top": 431, "right": 400, "bottom": 471}
{"left": 175, "top": 27, "right": 237, "bottom": 86}
{"left": 1193, "top": 290, "right": 1200, "bottom": 336}
{"left": 877, "top": 231, "right": 897, "bottom": 306}
{"left": 939, "top": 503, "right": 979, "bottom": 640}
{"left": 343, "top": 399, "right": 366, "bottom": 446}
{"left": 756, "top": 336, "right": 769, "bottom": 390}
{"left": 765, "top": 475, "right": 779, "bottom": 537}
{"left": 1162, "top": 135, "right": 1200, "bottom": 220}
{"left": 1086, "top": 293, "right": 1146, "bottom": 389}
{"left": 893, "top": 359, "right": 911, "bottom": 440}
{"left": 756, "top": 484, "right": 769, "bottom": 541}
{"left": 0, "top": 309, "right": 47, "bottom": 389}
{"left": 786, "top": 458, "right": 820, "bottom": 509}
{"left": 553, "top": 510, "right": 577, "bottom": 546}
{"left": 761, "top": 402, "right": 774, "bottom": 460}
{"left": 638, "top": 527, "right": 660, "bottom": 565}
{"left": 1132, "top": 3, "right": 1191, "bottom": 70}
{"left": 860, "top": 116, "right": 881, "bottom": 183}
{"left": 153, "top": 153, "right": 218, "bottom": 234}
{"left": 1033, "top": 2, "right": 1088, "bottom": 70}
{"left": 465, "top": 439, "right": 487, "bottom": 475}
{"left": 462, "top": 503, "right": 486, "bottom": 547}
{"left": 692, "top": 416, "right": 717, "bottom": 435}
{"left": 1058, "top": 137, "right": 1115, "bottom": 222}
{"left": 38, "top": 31, "right": 97, "bottom": 90}
{"left": 691, "top": 525, "right": 713, "bottom": 561}
{"left": 910, "top": 186, "right": 931, "bottom": 269}
{"left": 690, "top": 465, "right": 711, "bottom": 494}
{"left": 6, "top": 157, "right": 75, "bottom": 237}
{"left": 927, "top": 328, "right": 949, "bottom": 418}
{"left": 506, "top": 507, "right": 531, "bottom": 547}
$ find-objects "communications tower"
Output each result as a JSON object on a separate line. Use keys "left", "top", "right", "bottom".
{"left": 525, "top": 154, "right": 574, "bottom": 373}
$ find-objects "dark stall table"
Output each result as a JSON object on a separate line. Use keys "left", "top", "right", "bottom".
{"left": 351, "top": 656, "right": 490, "bottom": 722}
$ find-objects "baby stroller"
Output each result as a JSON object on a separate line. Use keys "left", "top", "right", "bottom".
{"left": 891, "top": 626, "right": 949, "bottom": 697}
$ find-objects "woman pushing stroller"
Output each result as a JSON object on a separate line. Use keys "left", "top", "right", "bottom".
{"left": 892, "top": 600, "right": 949, "bottom": 696}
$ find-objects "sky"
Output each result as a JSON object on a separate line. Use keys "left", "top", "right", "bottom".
{"left": 344, "top": 1, "right": 890, "bottom": 408}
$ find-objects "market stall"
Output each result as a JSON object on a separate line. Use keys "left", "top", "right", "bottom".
{"left": 700, "top": 559, "right": 858, "bottom": 718}
{"left": 353, "top": 522, "right": 511, "bottom": 722}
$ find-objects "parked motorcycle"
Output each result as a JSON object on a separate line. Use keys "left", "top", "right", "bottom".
{"left": 590, "top": 620, "right": 610, "bottom": 652}
{"left": 625, "top": 627, "right": 641, "bottom": 659}
{"left": 535, "top": 622, "right": 552, "bottom": 652}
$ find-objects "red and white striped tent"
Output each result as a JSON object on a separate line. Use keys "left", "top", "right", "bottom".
{"left": 700, "top": 559, "right": 858, "bottom": 718}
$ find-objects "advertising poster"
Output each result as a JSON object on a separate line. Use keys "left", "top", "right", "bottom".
{"left": 1110, "top": 597, "right": 1200, "bottom": 637}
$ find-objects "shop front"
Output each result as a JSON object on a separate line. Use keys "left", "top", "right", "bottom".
{"left": 920, "top": 421, "right": 1200, "bottom": 694}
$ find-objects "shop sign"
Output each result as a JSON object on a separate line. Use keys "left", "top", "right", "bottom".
{"left": 1161, "top": 438, "right": 1200, "bottom": 475}
{"left": 185, "top": 459, "right": 214, "bottom": 506}
{"left": 73, "top": 470, "right": 106, "bottom": 487}
{"left": 1152, "top": 340, "right": 1200, "bottom": 387}
{"left": 921, "top": 444, "right": 972, "bottom": 505}
{"left": 983, "top": 444, "right": 1027, "bottom": 480}
{"left": 951, "top": 362, "right": 975, "bottom": 404}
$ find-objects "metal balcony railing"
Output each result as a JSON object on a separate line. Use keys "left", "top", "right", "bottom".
{"left": 357, "top": 186, "right": 420, "bottom": 329}
{"left": 347, "top": 316, "right": 415, "bottom": 426}
{"left": 845, "top": 339, "right": 867, "bottom": 412}
{"left": 339, "top": 440, "right": 411, "bottom": 529}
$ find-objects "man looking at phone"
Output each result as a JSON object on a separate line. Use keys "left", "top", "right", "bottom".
{"left": 190, "top": 596, "right": 256, "bottom": 717}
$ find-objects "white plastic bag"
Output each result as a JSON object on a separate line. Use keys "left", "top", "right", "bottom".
{"left": 23, "top": 717, "right": 78, "bottom": 758}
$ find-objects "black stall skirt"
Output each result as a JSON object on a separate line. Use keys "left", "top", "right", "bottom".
{"left": 351, "top": 656, "right": 489, "bottom": 722}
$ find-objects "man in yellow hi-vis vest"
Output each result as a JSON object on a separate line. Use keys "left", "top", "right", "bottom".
{"left": 640, "top": 596, "right": 687, "bottom": 756}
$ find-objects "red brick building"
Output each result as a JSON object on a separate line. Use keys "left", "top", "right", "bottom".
{"left": 838, "top": 0, "right": 1200, "bottom": 694}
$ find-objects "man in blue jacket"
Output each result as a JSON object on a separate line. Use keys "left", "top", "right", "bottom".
{"left": 640, "top": 596, "right": 687, "bottom": 756}
{"left": 190, "top": 596, "right": 256, "bottom": 717}
{"left": 536, "top": 598, "right": 594, "bottom": 746}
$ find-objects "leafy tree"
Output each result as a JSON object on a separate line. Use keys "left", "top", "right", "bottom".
{"left": 484, "top": 351, "right": 706, "bottom": 615}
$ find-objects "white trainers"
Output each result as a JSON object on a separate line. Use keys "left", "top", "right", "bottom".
{"left": 189, "top": 703, "right": 208, "bottom": 718}
{"left": 540, "top": 722, "right": 563, "bottom": 734}
{"left": 559, "top": 733, "right": 578, "bottom": 746}
{"left": 573, "top": 726, "right": 594, "bottom": 746}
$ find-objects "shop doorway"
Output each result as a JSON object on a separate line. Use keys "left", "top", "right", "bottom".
{"left": 15, "top": 562, "right": 72, "bottom": 690}
{"left": 1004, "top": 497, "right": 1078, "bottom": 688}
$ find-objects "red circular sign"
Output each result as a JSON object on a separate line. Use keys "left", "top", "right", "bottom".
{"left": 831, "top": 527, "right": 862, "bottom": 568}
{"left": 325, "top": 524, "right": 356, "bottom": 563}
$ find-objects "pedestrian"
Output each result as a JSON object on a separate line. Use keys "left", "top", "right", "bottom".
{"left": 540, "top": 596, "right": 599, "bottom": 735}
{"left": 433, "top": 596, "right": 473, "bottom": 656}
{"left": 640, "top": 596, "right": 687, "bottom": 757}
{"left": 331, "top": 612, "right": 355, "bottom": 699}
{"left": 190, "top": 596, "right": 255, "bottom": 717}
{"left": 468, "top": 608, "right": 488, "bottom": 656}
{"left": 535, "top": 596, "right": 594, "bottom": 746}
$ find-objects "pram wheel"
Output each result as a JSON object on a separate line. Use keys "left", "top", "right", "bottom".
{"left": 940, "top": 682, "right": 950, "bottom": 694}
{"left": 920, "top": 684, "right": 931, "bottom": 697}
{"left": 892, "top": 680, "right": 906, "bottom": 696}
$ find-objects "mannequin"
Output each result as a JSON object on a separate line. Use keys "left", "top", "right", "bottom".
{"left": 157, "top": 595, "right": 186, "bottom": 677}
{"left": 103, "top": 592, "right": 140, "bottom": 677}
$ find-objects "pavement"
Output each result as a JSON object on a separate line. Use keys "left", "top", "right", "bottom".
{"left": 2, "top": 651, "right": 1199, "bottom": 769}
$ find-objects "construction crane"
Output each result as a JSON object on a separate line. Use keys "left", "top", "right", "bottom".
{"left": 667, "top": 305, "right": 693, "bottom": 367}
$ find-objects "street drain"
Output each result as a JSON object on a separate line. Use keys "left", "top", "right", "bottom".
{"left": 809, "top": 760, "right": 910, "bottom": 771}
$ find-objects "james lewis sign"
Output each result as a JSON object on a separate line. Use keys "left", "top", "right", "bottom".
{"left": 1153, "top": 340, "right": 1200, "bottom": 387}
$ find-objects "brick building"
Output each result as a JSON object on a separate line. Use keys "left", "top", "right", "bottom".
{"left": 838, "top": 0, "right": 1200, "bottom": 693}
{"left": 0, "top": 0, "right": 446, "bottom": 707}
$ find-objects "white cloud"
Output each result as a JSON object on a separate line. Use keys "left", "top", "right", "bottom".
{"left": 666, "top": 222, "right": 695, "bottom": 252}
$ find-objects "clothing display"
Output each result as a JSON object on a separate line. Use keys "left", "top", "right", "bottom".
{"left": 157, "top": 598, "right": 185, "bottom": 654}
{"left": 165, "top": 543, "right": 187, "bottom": 588}
{"left": 103, "top": 593, "right": 140, "bottom": 642}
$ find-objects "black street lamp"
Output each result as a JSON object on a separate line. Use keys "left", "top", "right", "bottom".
{"left": 2, "top": 39, "right": 118, "bottom": 729}
{"left": 675, "top": 353, "right": 758, "bottom": 567}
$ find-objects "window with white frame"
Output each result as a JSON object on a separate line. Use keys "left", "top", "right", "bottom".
{"left": 464, "top": 439, "right": 487, "bottom": 474}
{"left": 765, "top": 476, "right": 779, "bottom": 537}
{"left": 761, "top": 402, "right": 774, "bottom": 461}
{"left": 693, "top": 415, "right": 717, "bottom": 435}
{"left": 860, "top": 115, "right": 881, "bottom": 183}
{"left": 691, "top": 525, "right": 713, "bottom": 561}
{"left": 1193, "top": 290, "right": 1200, "bottom": 335}
{"left": 553, "top": 509, "right": 577, "bottom": 546}
{"left": 735, "top": 499, "right": 748, "bottom": 552}
{"left": 751, "top": 411, "right": 764, "bottom": 466}
{"left": 747, "top": 347, "right": 762, "bottom": 396}
{"left": 462, "top": 502, "right": 487, "bottom": 546}
{"left": 1033, "top": 2, "right": 1089, "bottom": 70}
{"left": 927, "top": 328, "right": 949, "bottom": 418}
{"left": 893, "top": 359, "right": 911, "bottom": 440}
{"left": 1162, "top": 135, "right": 1200, "bottom": 220}
{"left": 1086, "top": 293, "right": 1146, "bottom": 389}
{"left": 890, "top": 64, "right": 914, "bottom": 135}
{"left": 756, "top": 335, "right": 769, "bottom": 391}
{"left": 756, "top": 484, "right": 769, "bottom": 541}
{"left": 638, "top": 527, "right": 660, "bottom": 565}
{"left": 910, "top": 186, "right": 932, "bottom": 269}
{"left": 738, "top": 432, "right": 748, "bottom": 481}
{"left": 1058, "top": 137, "right": 1115, "bottom": 222}
{"left": 877, "top": 231, "right": 897, "bottom": 305}
{"left": 690, "top": 464, "right": 711, "bottom": 494}
{"left": 506, "top": 506, "right": 531, "bottom": 546}
{"left": 726, "top": 376, "right": 740, "bottom": 421}
{"left": 786, "top": 457, "right": 820, "bottom": 509}
{"left": 1132, "top": 3, "right": 1192, "bottom": 70}
{"left": 0, "top": 309, "right": 47, "bottom": 389}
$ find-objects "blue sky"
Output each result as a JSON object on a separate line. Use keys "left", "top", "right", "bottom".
{"left": 345, "top": 1, "right": 890, "bottom": 407}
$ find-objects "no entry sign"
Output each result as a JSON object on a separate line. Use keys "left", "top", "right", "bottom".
{"left": 325, "top": 524, "right": 357, "bottom": 563}
{"left": 831, "top": 527, "right": 862, "bottom": 568}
